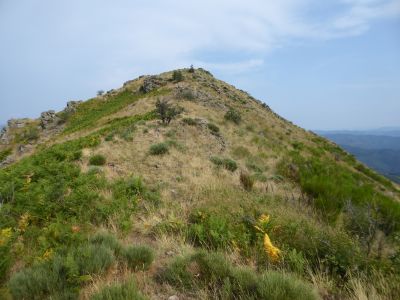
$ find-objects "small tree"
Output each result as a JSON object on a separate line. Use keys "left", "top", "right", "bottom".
{"left": 155, "top": 99, "right": 183, "bottom": 125}
{"left": 172, "top": 70, "right": 183, "bottom": 82}
{"left": 97, "top": 90, "right": 104, "bottom": 96}
{"left": 189, "top": 65, "right": 195, "bottom": 73}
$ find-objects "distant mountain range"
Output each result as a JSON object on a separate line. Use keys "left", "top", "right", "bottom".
{"left": 317, "top": 129, "right": 400, "bottom": 183}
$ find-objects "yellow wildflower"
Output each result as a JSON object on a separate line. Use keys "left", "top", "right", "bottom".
{"left": 0, "top": 228, "right": 12, "bottom": 246}
{"left": 263, "top": 233, "right": 281, "bottom": 262}
{"left": 18, "top": 213, "right": 30, "bottom": 232}
{"left": 42, "top": 248, "right": 54, "bottom": 260}
{"left": 258, "top": 214, "right": 270, "bottom": 224}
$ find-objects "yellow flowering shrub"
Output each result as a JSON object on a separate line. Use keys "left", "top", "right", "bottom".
{"left": 18, "top": 213, "right": 30, "bottom": 233}
{"left": 0, "top": 228, "right": 12, "bottom": 246}
{"left": 254, "top": 213, "right": 282, "bottom": 262}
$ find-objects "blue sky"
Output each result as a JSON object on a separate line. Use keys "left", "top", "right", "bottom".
{"left": 0, "top": 0, "right": 399, "bottom": 130}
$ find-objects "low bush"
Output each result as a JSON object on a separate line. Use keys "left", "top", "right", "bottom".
{"left": 157, "top": 250, "right": 317, "bottom": 300}
{"left": 89, "top": 154, "right": 106, "bottom": 166}
{"left": 0, "top": 148, "right": 12, "bottom": 162}
{"left": 149, "top": 143, "right": 169, "bottom": 155}
{"left": 89, "top": 231, "right": 123, "bottom": 256}
{"left": 188, "top": 211, "right": 235, "bottom": 249}
{"left": 123, "top": 246, "right": 154, "bottom": 271}
{"left": 172, "top": 70, "right": 183, "bottom": 82}
{"left": 210, "top": 156, "right": 237, "bottom": 172}
{"left": 240, "top": 172, "right": 254, "bottom": 191}
{"left": 91, "top": 280, "right": 146, "bottom": 300}
{"left": 182, "top": 118, "right": 198, "bottom": 126}
{"left": 9, "top": 243, "right": 115, "bottom": 299}
{"left": 207, "top": 123, "right": 220, "bottom": 134}
{"left": 224, "top": 109, "right": 241, "bottom": 124}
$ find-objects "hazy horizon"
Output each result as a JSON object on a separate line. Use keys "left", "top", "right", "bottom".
{"left": 1, "top": 1, "right": 399, "bottom": 130}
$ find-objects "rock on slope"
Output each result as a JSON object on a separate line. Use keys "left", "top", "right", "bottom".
{"left": 0, "top": 68, "right": 399, "bottom": 300}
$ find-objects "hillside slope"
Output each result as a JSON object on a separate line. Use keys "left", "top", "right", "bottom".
{"left": 317, "top": 133, "right": 400, "bottom": 183}
{"left": 0, "top": 69, "right": 400, "bottom": 299}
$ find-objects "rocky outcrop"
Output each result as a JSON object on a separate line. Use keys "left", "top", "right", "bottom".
{"left": 140, "top": 76, "right": 165, "bottom": 93}
{"left": 0, "top": 127, "right": 11, "bottom": 145}
{"left": 40, "top": 110, "right": 58, "bottom": 129}
{"left": 65, "top": 101, "right": 82, "bottom": 113}
{"left": 7, "top": 118, "right": 30, "bottom": 129}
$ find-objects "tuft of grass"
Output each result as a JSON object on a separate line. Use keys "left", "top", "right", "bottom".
{"left": 240, "top": 172, "right": 254, "bottom": 191}
{"left": 89, "top": 154, "right": 107, "bottom": 166}
{"left": 232, "top": 146, "right": 250, "bottom": 159}
{"left": 210, "top": 156, "right": 237, "bottom": 172}
{"left": 122, "top": 245, "right": 154, "bottom": 271}
{"left": 207, "top": 123, "right": 220, "bottom": 135}
{"left": 149, "top": 143, "right": 169, "bottom": 155}
{"left": 91, "top": 280, "right": 146, "bottom": 300}
{"left": 182, "top": 117, "right": 198, "bottom": 126}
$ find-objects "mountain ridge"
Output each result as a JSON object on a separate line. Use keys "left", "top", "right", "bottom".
{"left": 0, "top": 68, "right": 399, "bottom": 299}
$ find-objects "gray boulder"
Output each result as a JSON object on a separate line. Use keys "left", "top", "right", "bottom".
{"left": 65, "top": 101, "right": 82, "bottom": 113}
{"left": 140, "top": 76, "right": 164, "bottom": 93}
{"left": 40, "top": 110, "right": 57, "bottom": 129}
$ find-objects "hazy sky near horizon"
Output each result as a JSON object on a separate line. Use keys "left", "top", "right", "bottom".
{"left": 0, "top": 0, "right": 399, "bottom": 130}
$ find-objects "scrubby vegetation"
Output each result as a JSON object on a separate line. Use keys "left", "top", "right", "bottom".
{"left": 0, "top": 69, "right": 399, "bottom": 299}
{"left": 89, "top": 154, "right": 106, "bottom": 166}
{"left": 157, "top": 250, "right": 318, "bottom": 300}
{"left": 149, "top": 143, "right": 169, "bottom": 155}
{"left": 123, "top": 245, "right": 154, "bottom": 271}
{"left": 91, "top": 280, "right": 146, "bottom": 300}
{"left": 155, "top": 98, "right": 183, "bottom": 125}
{"left": 210, "top": 156, "right": 238, "bottom": 172}
{"left": 0, "top": 148, "right": 12, "bottom": 162}
{"left": 224, "top": 109, "right": 241, "bottom": 124}
{"left": 207, "top": 123, "right": 220, "bottom": 134}
{"left": 172, "top": 70, "right": 183, "bottom": 82}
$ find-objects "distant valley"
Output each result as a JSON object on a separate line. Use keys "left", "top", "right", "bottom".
{"left": 317, "top": 129, "right": 400, "bottom": 183}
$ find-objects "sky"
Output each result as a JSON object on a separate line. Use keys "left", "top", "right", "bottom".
{"left": 0, "top": 0, "right": 399, "bottom": 130}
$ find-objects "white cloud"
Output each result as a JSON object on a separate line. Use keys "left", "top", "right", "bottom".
{"left": 1, "top": 0, "right": 399, "bottom": 89}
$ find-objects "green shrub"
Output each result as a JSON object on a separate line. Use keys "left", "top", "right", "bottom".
{"left": 8, "top": 263, "right": 57, "bottom": 300}
{"left": 0, "top": 148, "right": 12, "bottom": 162}
{"left": 72, "top": 243, "right": 115, "bottom": 275}
{"left": 72, "top": 150, "right": 83, "bottom": 161}
{"left": 157, "top": 250, "right": 318, "bottom": 300}
{"left": 188, "top": 212, "right": 235, "bottom": 249}
{"left": 224, "top": 109, "right": 241, "bottom": 124}
{"left": 122, "top": 245, "right": 154, "bottom": 271}
{"left": 149, "top": 143, "right": 169, "bottom": 155}
{"left": 155, "top": 99, "right": 183, "bottom": 125}
{"left": 210, "top": 156, "right": 237, "bottom": 172}
{"left": 9, "top": 243, "right": 115, "bottom": 299}
{"left": 90, "top": 231, "right": 123, "bottom": 256}
{"left": 207, "top": 123, "right": 220, "bottom": 134}
{"left": 91, "top": 280, "right": 146, "bottom": 300}
{"left": 258, "top": 271, "right": 318, "bottom": 300}
{"left": 89, "top": 154, "right": 106, "bottom": 166}
{"left": 182, "top": 118, "right": 198, "bottom": 126}
{"left": 240, "top": 172, "right": 254, "bottom": 191}
{"left": 15, "top": 126, "right": 40, "bottom": 143}
{"left": 172, "top": 70, "right": 183, "bottom": 82}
